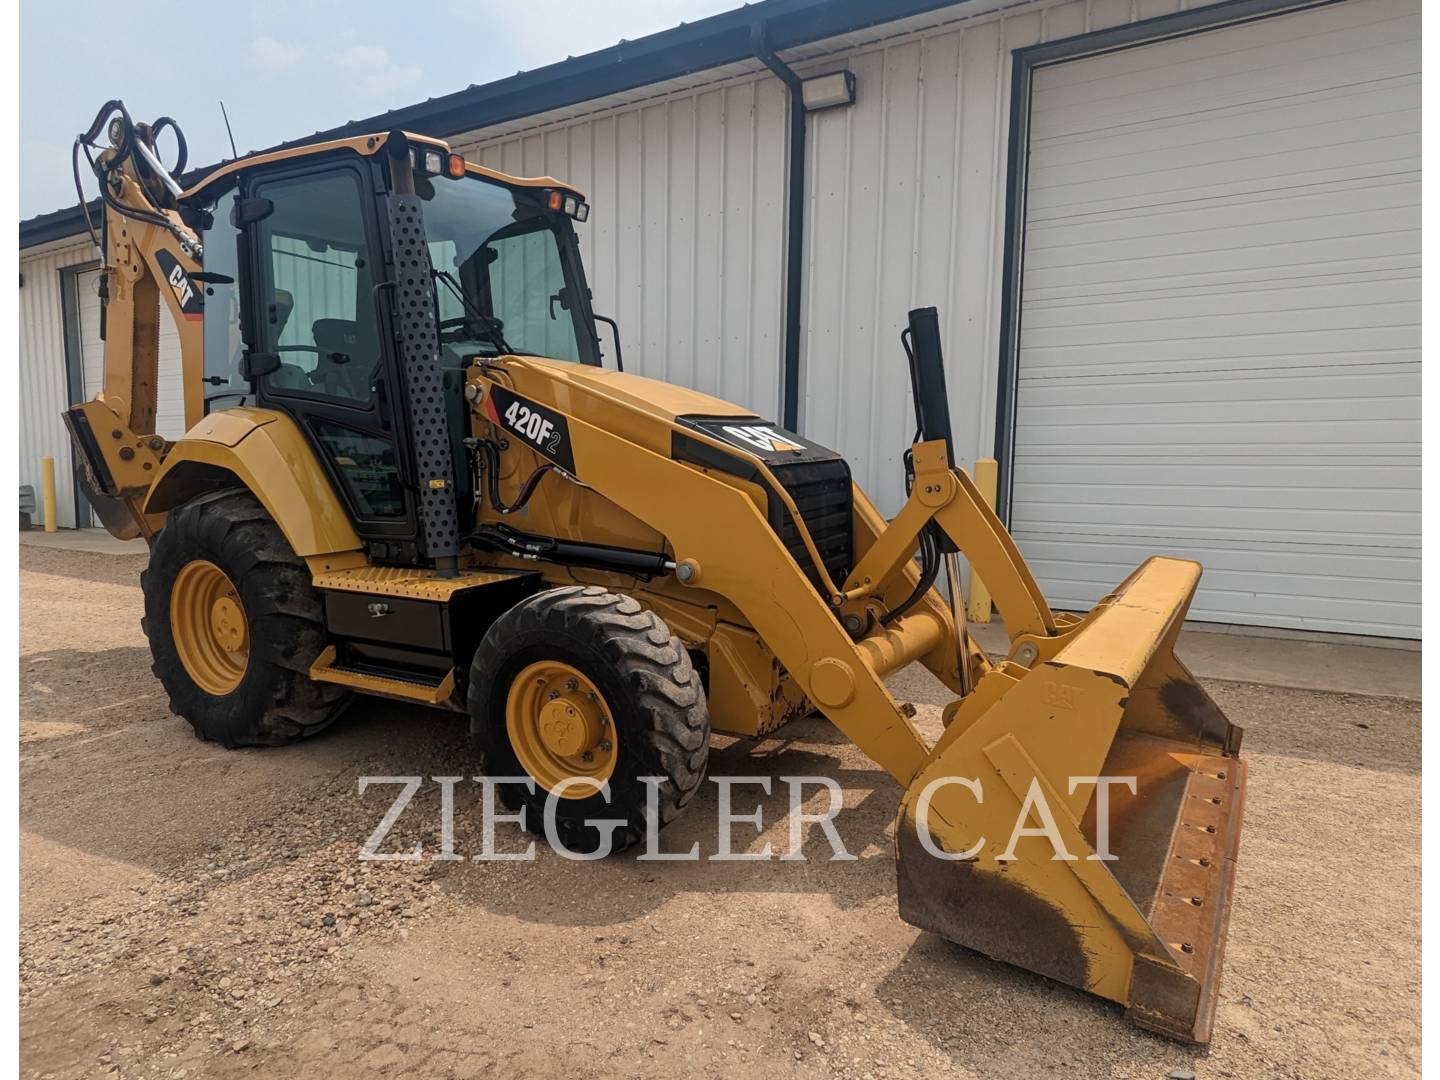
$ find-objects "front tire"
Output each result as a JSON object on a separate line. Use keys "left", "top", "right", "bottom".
{"left": 142, "top": 489, "right": 349, "bottom": 747}
{"left": 468, "top": 586, "right": 710, "bottom": 854}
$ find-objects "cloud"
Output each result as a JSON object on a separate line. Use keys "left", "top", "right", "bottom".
{"left": 251, "top": 35, "right": 305, "bottom": 76}
{"left": 334, "top": 44, "right": 422, "bottom": 99}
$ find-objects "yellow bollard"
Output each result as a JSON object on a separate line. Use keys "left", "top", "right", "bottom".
{"left": 40, "top": 455, "right": 58, "bottom": 533}
{"left": 965, "top": 458, "right": 997, "bottom": 623}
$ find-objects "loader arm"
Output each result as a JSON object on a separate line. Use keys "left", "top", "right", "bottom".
{"left": 525, "top": 382, "right": 936, "bottom": 782}
{"left": 474, "top": 325, "right": 1244, "bottom": 1045}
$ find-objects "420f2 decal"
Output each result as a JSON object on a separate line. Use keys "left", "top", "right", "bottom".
{"left": 485, "top": 386, "right": 577, "bottom": 474}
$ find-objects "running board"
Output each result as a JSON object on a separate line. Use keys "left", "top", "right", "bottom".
{"left": 308, "top": 645, "right": 457, "bottom": 706}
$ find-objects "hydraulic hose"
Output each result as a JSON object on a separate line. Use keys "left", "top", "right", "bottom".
{"left": 880, "top": 522, "right": 941, "bottom": 627}
{"left": 73, "top": 100, "right": 198, "bottom": 254}
{"left": 472, "top": 438, "right": 554, "bottom": 516}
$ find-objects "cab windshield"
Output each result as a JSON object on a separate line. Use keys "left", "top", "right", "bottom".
{"left": 416, "top": 169, "right": 597, "bottom": 365}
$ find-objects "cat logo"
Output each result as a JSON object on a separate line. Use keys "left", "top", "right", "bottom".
{"left": 166, "top": 263, "right": 195, "bottom": 309}
{"left": 720, "top": 425, "right": 804, "bottom": 454}
{"left": 155, "top": 250, "right": 203, "bottom": 320}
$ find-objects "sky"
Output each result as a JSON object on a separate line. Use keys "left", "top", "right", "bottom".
{"left": 20, "top": 0, "right": 737, "bottom": 220}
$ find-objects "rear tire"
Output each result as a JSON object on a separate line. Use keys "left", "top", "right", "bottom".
{"left": 141, "top": 489, "right": 349, "bottom": 747}
{"left": 468, "top": 586, "right": 709, "bottom": 854}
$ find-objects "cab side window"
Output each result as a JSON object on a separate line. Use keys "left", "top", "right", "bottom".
{"left": 200, "top": 189, "right": 246, "bottom": 409}
{"left": 253, "top": 169, "right": 380, "bottom": 405}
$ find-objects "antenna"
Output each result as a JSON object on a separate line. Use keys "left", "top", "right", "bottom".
{"left": 219, "top": 101, "right": 238, "bottom": 159}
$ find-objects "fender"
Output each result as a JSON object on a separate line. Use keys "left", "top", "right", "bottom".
{"left": 144, "top": 407, "right": 362, "bottom": 557}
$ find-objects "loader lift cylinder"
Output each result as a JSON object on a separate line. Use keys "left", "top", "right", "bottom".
{"left": 904, "top": 307, "right": 955, "bottom": 469}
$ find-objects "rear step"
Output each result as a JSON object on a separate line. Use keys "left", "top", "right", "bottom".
{"left": 309, "top": 645, "right": 456, "bottom": 706}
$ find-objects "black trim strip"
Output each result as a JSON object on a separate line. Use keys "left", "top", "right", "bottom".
{"left": 991, "top": 0, "right": 1344, "bottom": 521}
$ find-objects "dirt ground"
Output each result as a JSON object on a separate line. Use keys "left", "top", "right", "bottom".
{"left": 19, "top": 546, "right": 1421, "bottom": 1079}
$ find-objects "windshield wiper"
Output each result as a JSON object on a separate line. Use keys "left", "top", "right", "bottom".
{"left": 431, "top": 269, "right": 515, "bottom": 355}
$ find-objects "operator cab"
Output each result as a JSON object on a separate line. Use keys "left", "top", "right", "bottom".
{"left": 185, "top": 133, "right": 601, "bottom": 565}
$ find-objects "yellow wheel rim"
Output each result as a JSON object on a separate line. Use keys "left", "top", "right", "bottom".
{"left": 505, "top": 661, "right": 616, "bottom": 798}
{"left": 170, "top": 560, "right": 249, "bottom": 696}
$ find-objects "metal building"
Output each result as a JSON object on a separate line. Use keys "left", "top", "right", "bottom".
{"left": 18, "top": 0, "right": 1420, "bottom": 638}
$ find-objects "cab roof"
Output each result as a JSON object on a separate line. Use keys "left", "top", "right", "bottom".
{"left": 180, "top": 130, "right": 583, "bottom": 203}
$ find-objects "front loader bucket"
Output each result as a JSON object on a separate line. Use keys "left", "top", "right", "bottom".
{"left": 895, "top": 557, "right": 1245, "bottom": 1044}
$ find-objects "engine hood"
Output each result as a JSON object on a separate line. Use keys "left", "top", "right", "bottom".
{"left": 502, "top": 357, "right": 758, "bottom": 425}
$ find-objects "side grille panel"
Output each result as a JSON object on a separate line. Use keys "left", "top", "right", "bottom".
{"left": 767, "top": 459, "right": 853, "bottom": 592}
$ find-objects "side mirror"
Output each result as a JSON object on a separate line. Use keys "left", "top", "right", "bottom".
{"left": 593, "top": 313, "right": 624, "bottom": 373}
{"left": 230, "top": 196, "right": 274, "bottom": 227}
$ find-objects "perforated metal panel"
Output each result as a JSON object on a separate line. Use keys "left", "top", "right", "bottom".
{"left": 386, "top": 194, "right": 460, "bottom": 564}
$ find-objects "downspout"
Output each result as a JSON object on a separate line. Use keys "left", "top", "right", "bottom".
{"left": 750, "top": 24, "right": 806, "bottom": 432}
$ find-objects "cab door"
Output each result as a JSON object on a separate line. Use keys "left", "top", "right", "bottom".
{"left": 242, "top": 158, "right": 423, "bottom": 562}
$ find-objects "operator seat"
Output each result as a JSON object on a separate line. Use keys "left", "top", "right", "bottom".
{"left": 267, "top": 290, "right": 311, "bottom": 391}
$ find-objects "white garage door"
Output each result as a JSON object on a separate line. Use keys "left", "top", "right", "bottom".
{"left": 1010, "top": 0, "right": 1420, "bottom": 638}
{"left": 76, "top": 267, "right": 188, "bottom": 525}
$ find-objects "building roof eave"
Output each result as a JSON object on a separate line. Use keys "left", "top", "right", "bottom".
{"left": 22, "top": 0, "right": 969, "bottom": 252}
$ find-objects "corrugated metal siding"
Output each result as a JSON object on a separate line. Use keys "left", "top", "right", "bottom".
{"left": 1011, "top": 0, "right": 1420, "bottom": 637}
{"left": 797, "top": 0, "right": 1197, "bottom": 517}
{"left": 19, "top": 240, "right": 94, "bottom": 529}
{"left": 453, "top": 75, "right": 791, "bottom": 418}
{"left": 443, "top": 0, "right": 1182, "bottom": 517}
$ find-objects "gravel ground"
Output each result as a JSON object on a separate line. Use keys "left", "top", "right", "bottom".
{"left": 19, "top": 546, "right": 1421, "bottom": 1079}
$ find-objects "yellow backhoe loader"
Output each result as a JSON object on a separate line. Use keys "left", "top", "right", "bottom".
{"left": 65, "top": 100, "right": 1245, "bottom": 1044}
